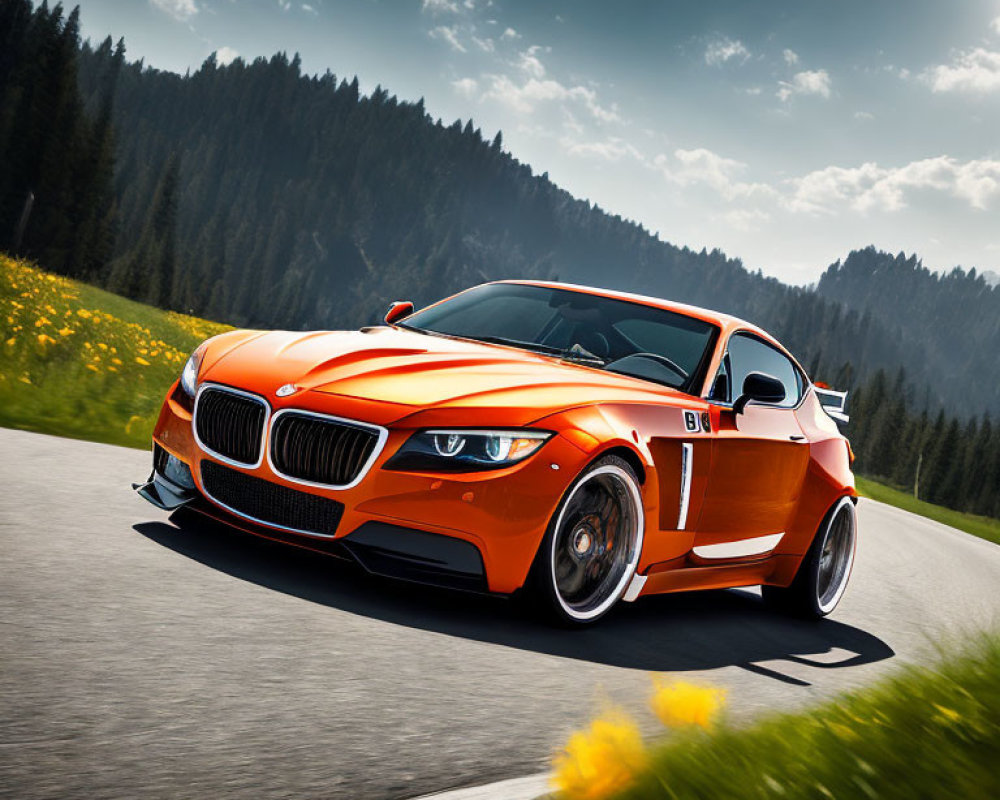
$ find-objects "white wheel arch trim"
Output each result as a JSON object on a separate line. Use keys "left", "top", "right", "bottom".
{"left": 550, "top": 463, "right": 645, "bottom": 622}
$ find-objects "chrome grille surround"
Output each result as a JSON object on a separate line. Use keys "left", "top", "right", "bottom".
{"left": 267, "top": 408, "right": 389, "bottom": 490}
{"left": 192, "top": 383, "right": 270, "bottom": 468}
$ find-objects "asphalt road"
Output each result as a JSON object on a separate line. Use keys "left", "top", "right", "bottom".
{"left": 3, "top": 427, "right": 1000, "bottom": 800}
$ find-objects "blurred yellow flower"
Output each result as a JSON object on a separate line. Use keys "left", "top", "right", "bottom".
{"left": 37, "top": 333, "right": 56, "bottom": 346}
{"left": 135, "top": 357, "right": 150, "bottom": 366}
{"left": 650, "top": 679, "right": 726, "bottom": 730}
{"left": 76, "top": 309, "right": 92, "bottom": 319}
{"left": 552, "top": 710, "right": 647, "bottom": 800}
{"left": 58, "top": 327, "right": 74, "bottom": 336}
{"left": 34, "top": 316, "right": 51, "bottom": 327}
{"left": 111, "top": 357, "right": 123, "bottom": 365}
{"left": 6, "top": 337, "right": 16, "bottom": 346}
{"left": 98, "top": 342, "right": 108, "bottom": 350}
{"left": 86, "top": 364, "right": 99, "bottom": 372}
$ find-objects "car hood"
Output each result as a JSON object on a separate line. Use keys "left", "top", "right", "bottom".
{"left": 202, "top": 327, "right": 687, "bottom": 426}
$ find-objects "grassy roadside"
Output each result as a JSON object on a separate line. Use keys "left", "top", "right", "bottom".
{"left": 550, "top": 634, "right": 1000, "bottom": 800}
{"left": 0, "top": 254, "right": 231, "bottom": 449}
{"left": 857, "top": 475, "right": 1000, "bottom": 546}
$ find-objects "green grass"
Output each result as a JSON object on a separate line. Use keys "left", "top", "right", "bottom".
{"left": 0, "top": 254, "right": 231, "bottom": 449}
{"left": 609, "top": 634, "right": 1000, "bottom": 800}
{"left": 857, "top": 475, "right": 1000, "bottom": 547}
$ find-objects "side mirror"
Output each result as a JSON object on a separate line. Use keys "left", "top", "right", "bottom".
{"left": 384, "top": 301, "right": 414, "bottom": 325}
{"left": 733, "top": 371, "right": 785, "bottom": 414}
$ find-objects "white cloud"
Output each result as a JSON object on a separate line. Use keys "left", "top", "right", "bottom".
{"left": 562, "top": 137, "right": 643, "bottom": 162}
{"left": 787, "top": 156, "right": 1000, "bottom": 214}
{"left": 301, "top": 3, "right": 317, "bottom": 14}
{"left": 926, "top": 48, "right": 1000, "bottom": 93}
{"left": 501, "top": 27, "right": 520, "bottom": 41}
{"left": 482, "top": 74, "right": 620, "bottom": 122}
{"left": 422, "top": 0, "right": 460, "bottom": 14}
{"left": 777, "top": 69, "right": 831, "bottom": 101}
{"left": 472, "top": 36, "right": 495, "bottom": 53}
{"left": 853, "top": 110, "right": 875, "bottom": 120}
{"left": 704, "top": 37, "right": 750, "bottom": 66}
{"left": 452, "top": 77, "right": 479, "bottom": 98}
{"left": 783, "top": 48, "right": 799, "bottom": 65}
{"left": 150, "top": 0, "right": 197, "bottom": 21}
{"left": 517, "top": 46, "right": 546, "bottom": 79}
{"left": 992, "top": 16, "right": 1000, "bottom": 34}
{"left": 724, "top": 208, "right": 771, "bottom": 232}
{"left": 429, "top": 25, "right": 466, "bottom": 53}
{"left": 215, "top": 46, "right": 239, "bottom": 65}
{"left": 654, "top": 148, "right": 775, "bottom": 202}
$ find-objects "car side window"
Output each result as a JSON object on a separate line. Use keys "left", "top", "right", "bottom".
{"left": 709, "top": 354, "right": 730, "bottom": 402}
{"left": 725, "top": 333, "right": 801, "bottom": 408}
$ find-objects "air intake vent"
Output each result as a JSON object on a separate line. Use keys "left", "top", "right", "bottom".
{"left": 270, "top": 411, "right": 381, "bottom": 487}
{"left": 194, "top": 386, "right": 267, "bottom": 466}
{"left": 200, "top": 460, "right": 344, "bottom": 536}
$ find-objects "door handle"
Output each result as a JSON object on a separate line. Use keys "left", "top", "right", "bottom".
{"left": 789, "top": 435, "right": 806, "bottom": 441}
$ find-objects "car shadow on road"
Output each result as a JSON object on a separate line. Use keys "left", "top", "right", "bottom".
{"left": 135, "top": 511, "right": 894, "bottom": 684}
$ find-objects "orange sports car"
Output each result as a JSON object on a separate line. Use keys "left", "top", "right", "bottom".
{"left": 135, "top": 281, "right": 857, "bottom": 625}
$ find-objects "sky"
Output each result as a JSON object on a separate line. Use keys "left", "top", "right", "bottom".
{"left": 71, "top": 0, "right": 1000, "bottom": 285}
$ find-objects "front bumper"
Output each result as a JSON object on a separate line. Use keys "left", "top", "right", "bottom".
{"left": 139, "top": 382, "right": 587, "bottom": 594}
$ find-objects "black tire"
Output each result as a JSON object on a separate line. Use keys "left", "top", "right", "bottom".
{"left": 762, "top": 496, "right": 857, "bottom": 618}
{"left": 527, "top": 454, "right": 645, "bottom": 627}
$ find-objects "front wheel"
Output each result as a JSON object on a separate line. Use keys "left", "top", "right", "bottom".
{"left": 529, "top": 455, "right": 645, "bottom": 626}
{"left": 762, "top": 496, "right": 857, "bottom": 618}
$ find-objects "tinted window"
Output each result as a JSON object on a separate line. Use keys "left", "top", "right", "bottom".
{"left": 725, "top": 333, "right": 801, "bottom": 408}
{"left": 403, "top": 283, "right": 718, "bottom": 393}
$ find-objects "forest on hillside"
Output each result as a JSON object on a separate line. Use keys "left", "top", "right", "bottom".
{"left": 0, "top": 2, "right": 997, "bottom": 518}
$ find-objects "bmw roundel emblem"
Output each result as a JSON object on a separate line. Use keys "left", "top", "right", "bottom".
{"left": 276, "top": 383, "right": 299, "bottom": 397}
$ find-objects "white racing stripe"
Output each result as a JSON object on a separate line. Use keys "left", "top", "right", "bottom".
{"left": 410, "top": 773, "right": 551, "bottom": 800}
{"left": 692, "top": 532, "right": 785, "bottom": 560}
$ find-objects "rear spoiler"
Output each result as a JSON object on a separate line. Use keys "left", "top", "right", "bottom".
{"left": 814, "top": 387, "right": 849, "bottom": 425}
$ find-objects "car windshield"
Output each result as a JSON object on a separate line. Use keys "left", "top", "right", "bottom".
{"left": 401, "top": 283, "right": 718, "bottom": 392}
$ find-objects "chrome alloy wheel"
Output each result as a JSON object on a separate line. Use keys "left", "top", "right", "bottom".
{"left": 815, "top": 496, "right": 857, "bottom": 614}
{"left": 550, "top": 463, "right": 644, "bottom": 622}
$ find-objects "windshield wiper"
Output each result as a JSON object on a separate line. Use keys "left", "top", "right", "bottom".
{"left": 472, "top": 335, "right": 606, "bottom": 365}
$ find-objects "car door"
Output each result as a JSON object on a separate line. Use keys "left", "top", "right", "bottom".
{"left": 690, "top": 332, "right": 810, "bottom": 560}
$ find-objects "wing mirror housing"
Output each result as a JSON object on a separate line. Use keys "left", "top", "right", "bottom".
{"left": 734, "top": 371, "right": 785, "bottom": 414}
{"left": 384, "top": 301, "right": 414, "bottom": 325}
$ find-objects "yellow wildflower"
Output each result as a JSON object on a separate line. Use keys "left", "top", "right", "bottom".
{"left": 5, "top": 337, "right": 15, "bottom": 346}
{"left": 97, "top": 342, "right": 108, "bottom": 350}
{"left": 552, "top": 710, "right": 647, "bottom": 800}
{"left": 933, "top": 705, "right": 962, "bottom": 724}
{"left": 650, "top": 679, "right": 726, "bottom": 729}
{"left": 111, "top": 357, "right": 122, "bottom": 366}
{"left": 76, "top": 309, "right": 92, "bottom": 319}
{"left": 34, "top": 316, "right": 51, "bottom": 327}
{"left": 135, "top": 357, "right": 151, "bottom": 366}
{"left": 86, "top": 364, "right": 99, "bottom": 372}
{"left": 58, "top": 327, "right": 74, "bottom": 336}
{"left": 37, "top": 333, "right": 56, "bottom": 346}
{"left": 19, "top": 375, "right": 31, "bottom": 384}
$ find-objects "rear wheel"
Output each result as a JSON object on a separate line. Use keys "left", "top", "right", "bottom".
{"left": 529, "top": 455, "right": 644, "bottom": 626}
{"left": 762, "top": 496, "right": 857, "bottom": 618}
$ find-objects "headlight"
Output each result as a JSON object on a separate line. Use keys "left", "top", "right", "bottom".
{"left": 179, "top": 344, "right": 207, "bottom": 397}
{"left": 384, "top": 429, "right": 552, "bottom": 472}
